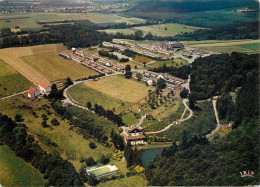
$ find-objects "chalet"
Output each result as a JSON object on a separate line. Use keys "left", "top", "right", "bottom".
{"left": 28, "top": 87, "right": 40, "bottom": 98}
{"left": 123, "top": 125, "right": 147, "bottom": 145}
{"left": 38, "top": 82, "right": 51, "bottom": 94}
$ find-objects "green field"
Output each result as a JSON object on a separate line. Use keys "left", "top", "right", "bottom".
{"left": 0, "top": 58, "right": 32, "bottom": 98}
{"left": 0, "top": 145, "right": 44, "bottom": 186}
{"left": 21, "top": 52, "right": 99, "bottom": 82}
{"left": 150, "top": 58, "right": 188, "bottom": 68}
{"left": 0, "top": 12, "right": 145, "bottom": 31}
{"left": 239, "top": 43, "right": 260, "bottom": 51}
{"left": 68, "top": 75, "right": 153, "bottom": 113}
{"left": 101, "top": 23, "right": 205, "bottom": 37}
{"left": 185, "top": 39, "right": 260, "bottom": 53}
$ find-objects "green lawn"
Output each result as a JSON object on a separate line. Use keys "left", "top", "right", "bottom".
{"left": 68, "top": 75, "right": 153, "bottom": 113}
{"left": 0, "top": 145, "right": 44, "bottom": 186}
{"left": 0, "top": 58, "right": 32, "bottom": 98}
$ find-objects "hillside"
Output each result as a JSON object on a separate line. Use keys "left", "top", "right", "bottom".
{"left": 145, "top": 53, "right": 259, "bottom": 186}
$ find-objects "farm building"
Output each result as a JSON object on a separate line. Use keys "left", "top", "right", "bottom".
{"left": 123, "top": 125, "right": 147, "bottom": 145}
{"left": 38, "top": 82, "right": 51, "bottom": 94}
{"left": 28, "top": 87, "right": 40, "bottom": 98}
{"left": 86, "top": 165, "right": 119, "bottom": 179}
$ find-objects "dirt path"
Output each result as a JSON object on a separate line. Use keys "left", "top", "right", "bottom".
{"left": 0, "top": 90, "right": 29, "bottom": 100}
{"left": 0, "top": 46, "right": 51, "bottom": 85}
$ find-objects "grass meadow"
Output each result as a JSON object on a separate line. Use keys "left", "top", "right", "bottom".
{"left": 68, "top": 75, "right": 153, "bottom": 113}
{"left": 0, "top": 96, "right": 117, "bottom": 171}
{"left": 150, "top": 58, "right": 188, "bottom": 68}
{"left": 101, "top": 23, "right": 205, "bottom": 37}
{"left": 0, "top": 145, "right": 44, "bottom": 186}
{"left": 156, "top": 101, "right": 216, "bottom": 141}
{"left": 0, "top": 59, "right": 32, "bottom": 98}
{"left": 21, "top": 52, "right": 99, "bottom": 82}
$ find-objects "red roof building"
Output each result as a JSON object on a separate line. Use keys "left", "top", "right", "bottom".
{"left": 28, "top": 87, "right": 40, "bottom": 98}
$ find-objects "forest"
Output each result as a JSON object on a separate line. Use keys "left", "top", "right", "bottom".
{"left": 145, "top": 52, "right": 259, "bottom": 186}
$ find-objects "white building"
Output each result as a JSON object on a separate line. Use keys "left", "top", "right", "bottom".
{"left": 38, "top": 82, "right": 51, "bottom": 94}
{"left": 123, "top": 125, "right": 147, "bottom": 145}
{"left": 28, "top": 87, "right": 40, "bottom": 98}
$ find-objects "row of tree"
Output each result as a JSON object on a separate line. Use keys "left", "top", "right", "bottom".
{"left": 86, "top": 102, "right": 124, "bottom": 126}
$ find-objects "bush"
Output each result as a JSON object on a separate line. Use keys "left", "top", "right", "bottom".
{"left": 51, "top": 118, "right": 60, "bottom": 126}
{"left": 99, "top": 154, "right": 110, "bottom": 165}
{"left": 89, "top": 142, "right": 97, "bottom": 149}
{"left": 85, "top": 157, "right": 96, "bottom": 166}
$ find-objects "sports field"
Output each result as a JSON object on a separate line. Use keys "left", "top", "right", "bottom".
{"left": 101, "top": 23, "right": 205, "bottom": 37}
{"left": 68, "top": 75, "right": 153, "bottom": 113}
{"left": 0, "top": 58, "right": 32, "bottom": 98}
{"left": 88, "top": 167, "right": 111, "bottom": 176}
{"left": 0, "top": 145, "right": 44, "bottom": 186}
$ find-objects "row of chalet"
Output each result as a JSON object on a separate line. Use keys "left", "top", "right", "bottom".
{"left": 123, "top": 125, "right": 147, "bottom": 146}
{"left": 61, "top": 48, "right": 125, "bottom": 72}
{"left": 143, "top": 71, "right": 186, "bottom": 85}
{"left": 60, "top": 51, "right": 113, "bottom": 74}
{"left": 102, "top": 42, "right": 126, "bottom": 51}
{"left": 28, "top": 82, "right": 51, "bottom": 98}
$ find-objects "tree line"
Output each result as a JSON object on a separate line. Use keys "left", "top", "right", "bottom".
{"left": 0, "top": 113, "right": 83, "bottom": 186}
{"left": 150, "top": 64, "right": 191, "bottom": 79}
{"left": 86, "top": 102, "right": 124, "bottom": 126}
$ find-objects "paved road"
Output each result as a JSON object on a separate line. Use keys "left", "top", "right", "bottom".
{"left": 146, "top": 99, "right": 193, "bottom": 134}
{"left": 0, "top": 90, "right": 29, "bottom": 101}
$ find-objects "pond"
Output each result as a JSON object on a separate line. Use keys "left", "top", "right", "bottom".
{"left": 141, "top": 147, "right": 166, "bottom": 167}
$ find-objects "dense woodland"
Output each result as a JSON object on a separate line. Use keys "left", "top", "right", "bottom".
{"left": 0, "top": 113, "right": 83, "bottom": 186}
{"left": 189, "top": 53, "right": 258, "bottom": 105}
{"left": 151, "top": 64, "right": 191, "bottom": 79}
{"left": 145, "top": 52, "right": 259, "bottom": 186}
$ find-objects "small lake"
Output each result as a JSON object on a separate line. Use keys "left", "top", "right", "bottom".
{"left": 141, "top": 147, "right": 166, "bottom": 167}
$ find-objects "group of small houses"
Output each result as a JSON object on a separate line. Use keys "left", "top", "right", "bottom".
{"left": 60, "top": 48, "right": 125, "bottom": 75}
{"left": 106, "top": 39, "right": 185, "bottom": 57}
{"left": 28, "top": 82, "right": 51, "bottom": 98}
{"left": 134, "top": 71, "right": 185, "bottom": 90}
